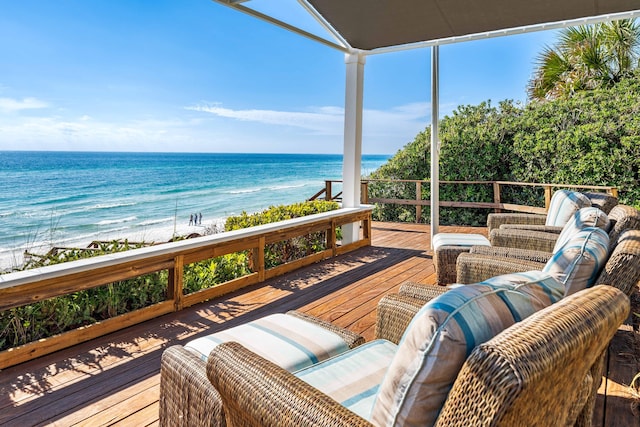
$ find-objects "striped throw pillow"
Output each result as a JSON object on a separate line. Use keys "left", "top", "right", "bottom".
{"left": 371, "top": 272, "right": 564, "bottom": 427}
{"left": 545, "top": 190, "right": 592, "bottom": 227}
{"left": 553, "top": 207, "right": 610, "bottom": 252}
{"left": 544, "top": 227, "right": 610, "bottom": 296}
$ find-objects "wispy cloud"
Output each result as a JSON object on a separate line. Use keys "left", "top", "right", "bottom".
{"left": 0, "top": 97, "right": 48, "bottom": 112}
{"left": 186, "top": 103, "right": 344, "bottom": 135}
{"left": 187, "top": 101, "right": 432, "bottom": 138}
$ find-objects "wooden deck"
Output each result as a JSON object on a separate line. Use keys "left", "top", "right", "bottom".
{"left": 0, "top": 222, "right": 637, "bottom": 426}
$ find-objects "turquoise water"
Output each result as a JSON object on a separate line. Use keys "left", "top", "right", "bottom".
{"left": 0, "top": 151, "right": 389, "bottom": 269}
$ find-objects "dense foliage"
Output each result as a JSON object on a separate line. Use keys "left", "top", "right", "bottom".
{"left": 369, "top": 71, "right": 640, "bottom": 224}
{"left": 0, "top": 200, "right": 339, "bottom": 351}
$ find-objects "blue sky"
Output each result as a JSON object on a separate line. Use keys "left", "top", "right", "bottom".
{"left": 0, "top": 0, "right": 558, "bottom": 154}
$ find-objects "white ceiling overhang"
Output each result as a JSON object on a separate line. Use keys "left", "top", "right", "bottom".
{"left": 214, "top": 0, "right": 640, "bottom": 53}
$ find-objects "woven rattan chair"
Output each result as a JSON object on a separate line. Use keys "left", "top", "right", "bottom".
{"left": 159, "top": 311, "right": 364, "bottom": 427}
{"left": 488, "top": 203, "right": 637, "bottom": 253}
{"left": 207, "top": 286, "right": 629, "bottom": 427}
{"left": 487, "top": 191, "right": 616, "bottom": 234}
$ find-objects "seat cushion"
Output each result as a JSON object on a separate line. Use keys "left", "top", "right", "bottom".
{"left": 371, "top": 272, "right": 564, "bottom": 427}
{"left": 552, "top": 207, "right": 610, "bottom": 252}
{"left": 432, "top": 233, "right": 490, "bottom": 250}
{"left": 545, "top": 190, "right": 592, "bottom": 227}
{"left": 184, "top": 313, "right": 351, "bottom": 372}
{"left": 295, "top": 339, "right": 398, "bottom": 420}
{"left": 543, "top": 227, "right": 610, "bottom": 296}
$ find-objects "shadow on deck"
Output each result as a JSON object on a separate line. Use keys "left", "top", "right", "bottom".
{"left": 0, "top": 222, "right": 637, "bottom": 426}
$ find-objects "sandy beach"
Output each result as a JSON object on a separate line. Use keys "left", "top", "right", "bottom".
{"left": 0, "top": 219, "right": 224, "bottom": 272}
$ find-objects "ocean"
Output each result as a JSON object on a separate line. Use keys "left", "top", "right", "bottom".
{"left": 0, "top": 151, "right": 389, "bottom": 270}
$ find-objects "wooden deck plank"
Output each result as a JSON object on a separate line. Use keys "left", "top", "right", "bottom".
{"left": 0, "top": 222, "right": 636, "bottom": 427}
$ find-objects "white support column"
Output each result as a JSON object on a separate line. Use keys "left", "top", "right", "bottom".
{"left": 342, "top": 50, "right": 365, "bottom": 244}
{"left": 430, "top": 45, "right": 440, "bottom": 247}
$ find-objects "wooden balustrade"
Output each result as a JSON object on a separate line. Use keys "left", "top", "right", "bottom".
{"left": 0, "top": 206, "right": 372, "bottom": 369}
{"left": 311, "top": 180, "right": 618, "bottom": 223}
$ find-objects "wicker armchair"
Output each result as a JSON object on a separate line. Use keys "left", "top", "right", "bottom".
{"left": 207, "top": 286, "right": 629, "bottom": 427}
{"left": 489, "top": 203, "right": 637, "bottom": 253}
{"left": 455, "top": 228, "right": 640, "bottom": 296}
{"left": 487, "top": 191, "right": 617, "bottom": 234}
{"left": 159, "top": 311, "right": 364, "bottom": 427}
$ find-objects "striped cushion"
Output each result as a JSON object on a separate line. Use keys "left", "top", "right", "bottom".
{"left": 553, "top": 207, "right": 610, "bottom": 252}
{"left": 371, "top": 273, "right": 564, "bottom": 427}
{"left": 545, "top": 190, "right": 592, "bottom": 226}
{"left": 295, "top": 339, "right": 397, "bottom": 420}
{"left": 184, "top": 313, "right": 350, "bottom": 372}
{"left": 544, "top": 227, "right": 610, "bottom": 296}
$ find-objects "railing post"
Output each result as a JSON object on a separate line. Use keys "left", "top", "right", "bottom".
{"left": 168, "top": 255, "right": 184, "bottom": 311}
{"left": 360, "top": 181, "right": 369, "bottom": 204}
{"left": 493, "top": 182, "right": 502, "bottom": 213}
{"left": 329, "top": 219, "right": 337, "bottom": 256}
{"left": 544, "top": 186, "right": 553, "bottom": 211}
{"left": 416, "top": 181, "right": 422, "bottom": 223}
{"left": 610, "top": 187, "right": 619, "bottom": 198}
{"left": 255, "top": 237, "right": 265, "bottom": 282}
{"left": 326, "top": 180, "right": 332, "bottom": 201}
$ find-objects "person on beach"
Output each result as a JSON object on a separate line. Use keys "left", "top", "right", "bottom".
{"left": 189, "top": 214, "right": 194, "bottom": 226}
{"left": 198, "top": 212, "right": 202, "bottom": 225}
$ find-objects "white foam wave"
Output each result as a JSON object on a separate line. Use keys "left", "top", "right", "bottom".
{"left": 92, "top": 202, "right": 137, "bottom": 210}
{"left": 138, "top": 217, "right": 173, "bottom": 226}
{"left": 97, "top": 216, "right": 137, "bottom": 226}
{"left": 269, "top": 184, "right": 307, "bottom": 191}
{"left": 226, "top": 188, "right": 261, "bottom": 195}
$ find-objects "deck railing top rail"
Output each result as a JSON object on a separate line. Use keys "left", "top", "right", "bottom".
{"left": 0, "top": 206, "right": 373, "bottom": 290}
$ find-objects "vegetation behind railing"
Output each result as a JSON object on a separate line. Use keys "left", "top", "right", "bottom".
{"left": 0, "top": 201, "right": 371, "bottom": 369}
{"left": 310, "top": 179, "right": 618, "bottom": 225}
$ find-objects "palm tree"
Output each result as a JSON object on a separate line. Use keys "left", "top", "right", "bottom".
{"left": 528, "top": 19, "right": 640, "bottom": 100}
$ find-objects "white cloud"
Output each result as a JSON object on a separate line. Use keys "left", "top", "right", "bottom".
{"left": 0, "top": 97, "right": 48, "bottom": 112}
{"left": 187, "top": 101, "right": 432, "bottom": 141}
{"left": 186, "top": 103, "right": 344, "bottom": 135}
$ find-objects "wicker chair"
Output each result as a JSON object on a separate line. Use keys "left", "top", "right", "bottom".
{"left": 207, "top": 286, "right": 629, "bottom": 427}
{"left": 159, "top": 311, "right": 364, "bottom": 427}
{"left": 489, "top": 203, "right": 638, "bottom": 253}
{"left": 487, "top": 191, "right": 617, "bottom": 234}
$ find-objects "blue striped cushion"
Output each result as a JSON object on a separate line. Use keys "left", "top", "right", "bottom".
{"left": 294, "top": 339, "right": 397, "bottom": 420}
{"left": 184, "top": 313, "right": 350, "bottom": 372}
{"left": 371, "top": 273, "right": 564, "bottom": 427}
{"left": 553, "top": 207, "right": 610, "bottom": 253}
{"left": 543, "top": 227, "right": 610, "bottom": 296}
{"left": 546, "top": 190, "right": 592, "bottom": 226}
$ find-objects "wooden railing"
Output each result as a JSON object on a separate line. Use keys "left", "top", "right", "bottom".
{"left": 310, "top": 180, "right": 618, "bottom": 222}
{"left": 0, "top": 206, "right": 372, "bottom": 369}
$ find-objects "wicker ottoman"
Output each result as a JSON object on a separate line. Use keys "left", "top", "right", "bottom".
{"left": 159, "top": 311, "right": 364, "bottom": 427}
{"left": 432, "top": 233, "right": 490, "bottom": 285}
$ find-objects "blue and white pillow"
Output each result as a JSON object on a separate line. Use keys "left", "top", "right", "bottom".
{"left": 371, "top": 272, "right": 564, "bottom": 427}
{"left": 545, "top": 190, "right": 592, "bottom": 227}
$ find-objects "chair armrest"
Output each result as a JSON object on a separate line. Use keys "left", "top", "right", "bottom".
{"left": 159, "top": 345, "right": 225, "bottom": 427}
{"left": 207, "top": 342, "right": 373, "bottom": 427}
{"left": 499, "top": 224, "right": 563, "bottom": 234}
{"left": 456, "top": 253, "right": 546, "bottom": 284}
{"left": 487, "top": 213, "right": 546, "bottom": 233}
{"left": 398, "top": 281, "right": 449, "bottom": 301}
{"left": 469, "top": 245, "right": 553, "bottom": 263}
{"left": 375, "top": 293, "right": 427, "bottom": 344}
{"left": 489, "top": 228, "right": 559, "bottom": 252}
{"left": 595, "top": 229, "right": 640, "bottom": 296}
